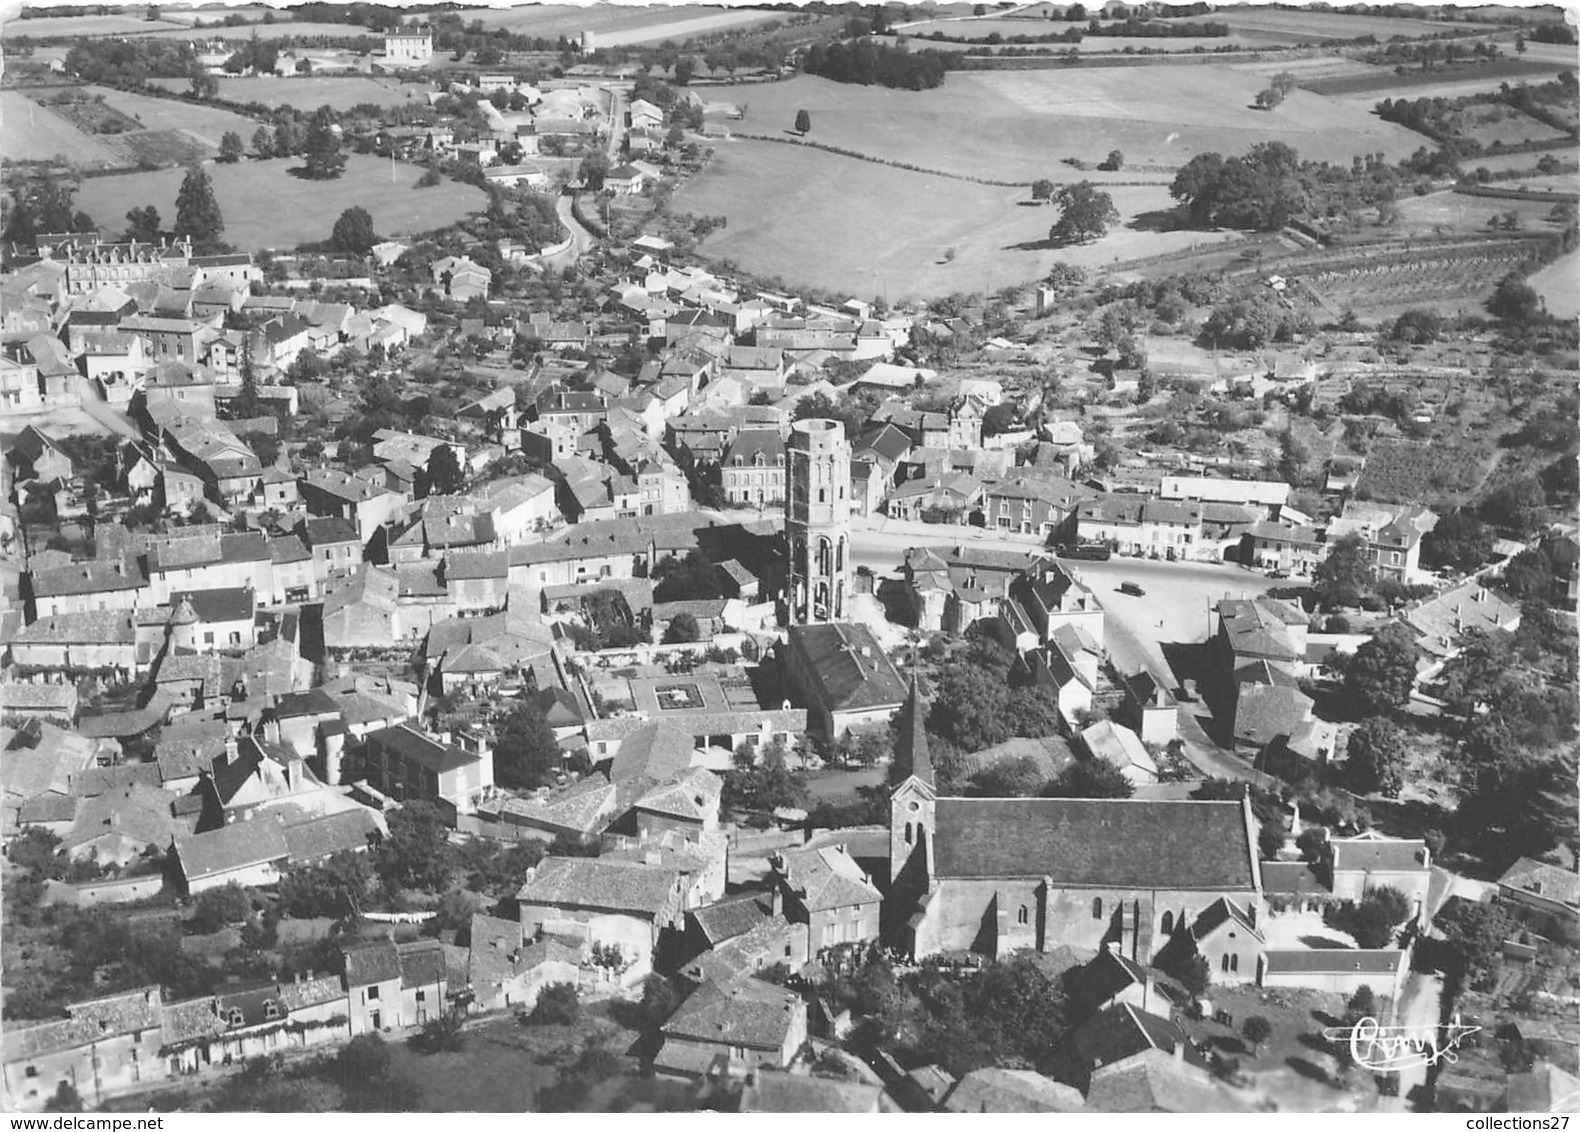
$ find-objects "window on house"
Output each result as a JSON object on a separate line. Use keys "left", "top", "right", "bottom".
{"left": 416, "top": 990, "right": 426, "bottom": 1002}
{"left": 25, "top": 1067, "right": 37, "bottom": 1078}
{"left": 366, "top": 986, "right": 379, "bottom": 1001}
{"left": 904, "top": 823, "right": 913, "bottom": 845}
{"left": 1161, "top": 911, "right": 1174, "bottom": 936}
{"left": 1017, "top": 905, "right": 1029, "bottom": 925}
{"left": 204, "top": 632, "right": 215, "bottom": 645}
{"left": 264, "top": 1002, "right": 281, "bottom": 1021}
{"left": 1092, "top": 898, "right": 1103, "bottom": 920}
{"left": 1221, "top": 954, "right": 1231, "bottom": 973}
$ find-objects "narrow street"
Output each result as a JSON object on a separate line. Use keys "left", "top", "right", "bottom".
{"left": 1389, "top": 969, "right": 1446, "bottom": 1112}
{"left": 545, "top": 194, "right": 596, "bottom": 270}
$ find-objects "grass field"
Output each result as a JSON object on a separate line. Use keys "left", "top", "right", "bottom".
{"left": 137, "top": 21, "right": 380, "bottom": 40}
{"left": 1302, "top": 59, "right": 1570, "bottom": 99}
{"left": 675, "top": 139, "right": 1239, "bottom": 300}
{"left": 733, "top": 72, "right": 1425, "bottom": 180}
{"left": 1392, "top": 189, "right": 1569, "bottom": 235}
{"left": 145, "top": 74, "right": 425, "bottom": 112}
{"left": 86, "top": 85, "right": 258, "bottom": 148}
{"left": 448, "top": 4, "right": 781, "bottom": 43}
{"left": 2, "top": 13, "right": 185, "bottom": 37}
{"left": 0, "top": 91, "right": 120, "bottom": 165}
{"left": 1530, "top": 250, "right": 1580, "bottom": 320}
{"left": 1465, "top": 147, "right": 1579, "bottom": 173}
{"left": 1217, "top": 8, "right": 1480, "bottom": 41}
{"left": 1459, "top": 104, "right": 1574, "bottom": 147}
{"left": 74, "top": 154, "right": 486, "bottom": 250}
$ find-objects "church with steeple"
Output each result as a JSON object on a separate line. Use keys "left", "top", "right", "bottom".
{"left": 885, "top": 678, "right": 1266, "bottom": 966}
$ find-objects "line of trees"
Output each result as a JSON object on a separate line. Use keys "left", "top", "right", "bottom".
{"left": 802, "top": 40, "right": 947, "bottom": 90}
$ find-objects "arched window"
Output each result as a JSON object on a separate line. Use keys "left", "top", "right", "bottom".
{"left": 904, "top": 823, "right": 913, "bottom": 845}
{"left": 1161, "top": 911, "right": 1174, "bottom": 936}
{"left": 1221, "top": 954, "right": 1231, "bottom": 973}
{"left": 1092, "top": 898, "right": 1103, "bottom": 921}
{"left": 1017, "top": 905, "right": 1029, "bottom": 925}
{"left": 1230, "top": 954, "right": 1239, "bottom": 973}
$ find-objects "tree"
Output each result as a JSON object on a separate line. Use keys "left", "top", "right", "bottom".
{"left": 190, "top": 66, "right": 218, "bottom": 99}
{"left": 301, "top": 107, "right": 346, "bottom": 180}
{"left": 273, "top": 119, "right": 300, "bottom": 158}
{"left": 1347, "top": 985, "right": 1377, "bottom": 1020}
{"left": 795, "top": 108, "right": 811, "bottom": 134}
{"left": 173, "top": 165, "right": 225, "bottom": 253}
{"left": 375, "top": 800, "right": 453, "bottom": 891}
{"left": 218, "top": 131, "right": 244, "bottom": 163}
{"left": 1312, "top": 532, "right": 1375, "bottom": 609}
{"left": 1437, "top": 900, "right": 1514, "bottom": 989}
{"left": 1030, "top": 178, "right": 1054, "bottom": 202}
{"left": 722, "top": 741, "right": 809, "bottom": 814}
{"left": 1421, "top": 508, "right": 1494, "bottom": 572}
{"left": 530, "top": 982, "right": 579, "bottom": 1025}
{"left": 1242, "top": 1015, "right": 1272, "bottom": 1055}
{"left": 967, "top": 755, "right": 1048, "bottom": 798}
{"left": 251, "top": 125, "right": 274, "bottom": 159}
{"left": 43, "top": 1082, "right": 83, "bottom": 1113}
{"left": 1345, "top": 716, "right": 1405, "bottom": 797}
{"left": 1047, "top": 759, "right": 1134, "bottom": 799}
{"left": 1049, "top": 181, "right": 1119, "bottom": 245}
{"left": 580, "top": 151, "right": 610, "bottom": 191}
{"left": 1100, "top": 149, "right": 1124, "bottom": 171}
{"left": 662, "top": 611, "right": 700, "bottom": 644}
{"left": 190, "top": 883, "right": 252, "bottom": 934}
{"left": 1345, "top": 624, "right": 1419, "bottom": 714}
{"left": 124, "top": 204, "right": 161, "bottom": 243}
{"left": 330, "top": 206, "right": 377, "bottom": 256}
{"left": 277, "top": 851, "right": 372, "bottom": 918}
{"left": 425, "top": 443, "right": 464, "bottom": 496}
{"left": 1488, "top": 271, "right": 1542, "bottom": 326}
{"left": 493, "top": 701, "right": 561, "bottom": 789}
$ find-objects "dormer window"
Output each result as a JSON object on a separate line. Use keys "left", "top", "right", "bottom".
{"left": 229, "top": 1008, "right": 245, "bottom": 1026}
{"left": 264, "top": 1002, "right": 281, "bottom": 1021}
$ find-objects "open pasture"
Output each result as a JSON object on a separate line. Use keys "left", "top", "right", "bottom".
{"left": 86, "top": 85, "right": 260, "bottom": 148}
{"left": 1216, "top": 8, "right": 1480, "bottom": 42}
{"left": 448, "top": 4, "right": 781, "bottom": 43}
{"left": 1391, "top": 189, "right": 1567, "bottom": 234}
{"left": 1458, "top": 104, "right": 1575, "bottom": 148}
{"left": 1465, "top": 147, "right": 1579, "bottom": 174}
{"left": 145, "top": 74, "right": 424, "bottom": 112}
{"left": 674, "top": 140, "right": 1239, "bottom": 301}
{"left": 1301, "top": 59, "right": 1570, "bottom": 99}
{"left": 136, "top": 21, "right": 380, "bottom": 40}
{"left": 1, "top": 12, "right": 184, "bottom": 37}
{"left": 1529, "top": 250, "right": 1580, "bottom": 321}
{"left": 0, "top": 91, "right": 121, "bottom": 165}
{"left": 74, "top": 154, "right": 486, "bottom": 251}
{"left": 734, "top": 72, "right": 1425, "bottom": 182}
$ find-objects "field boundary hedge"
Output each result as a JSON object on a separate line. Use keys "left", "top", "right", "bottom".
{"left": 1454, "top": 183, "right": 1580, "bottom": 204}
{"left": 729, "top": 132, "right": 1173, "bottom": 190}
{"left": 571, "top": 193, "right": 607, "bottom": 238}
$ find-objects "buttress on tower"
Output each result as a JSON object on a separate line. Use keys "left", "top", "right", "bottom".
{"left": 785, "top": 418, "right": 851, "bottom": 624}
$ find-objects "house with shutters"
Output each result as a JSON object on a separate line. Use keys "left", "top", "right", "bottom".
{"left": 1, "top": 987, "right": 166, "bottom": 1111}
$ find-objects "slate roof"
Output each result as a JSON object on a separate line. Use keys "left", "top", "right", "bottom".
{"left": 1329, "top": 833, "right": 1430, "bottom": 875}
{"left": 632, "top": 767, "right": 721, "bottom": 822}
{"left": 1498, "top": 858, "right": 1580, "bottom": 909}
{"left": 774, "top": 844, "right": 881, "bottom": 912}
{"left": 661, "top": 975, "right": 800, "bottom": 1050}
{"left": 943, "top": 1068, "right": 1085, "bottom": 1113}
{"left": 1085, "top": 1050, "right": 1250, "bottom": 1113}
{"left": 343, "top": 941, "right": 402, "bottom": 987}
{"left": 1260, "top": 949, "right": 1405, "bottom": 974}
{"left": 398, "top": 939, "right": 447, "bottom": 989}
{"left": 786, "top": 622, "right": 907, "bottom": 712}
{"left": 739, "top": 1071, "right": 883, "bottom": 1113}
{"left": 364, "top": 724, "right": 480, "bottom": 775}
{"left": 29, "top": 557, "right": 144, "bottom": 597}
{"left": 282, "top": 808, "right": 379, "bottom": 865}
{"left": 517, "top": 856, "right": 680, "bottom": 917}
{"left": 931, "top": 799, "right": 1256, "bottom": 889}
{"left": 1073, "top": 1003, "right": 1204, "bottom": 1075}
{"left": 174, "top": 819, "right": 290, "bottom": 883}
{"left": 689, "top": 893, "right": 772, "bottom": 947}
{"left": 1189, "top": 896, "right": 1264, "bottom": 944}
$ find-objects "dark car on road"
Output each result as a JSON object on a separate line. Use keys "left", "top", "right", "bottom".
{"left": 1119, "top": 582, "right": 1145, "bottom": 597}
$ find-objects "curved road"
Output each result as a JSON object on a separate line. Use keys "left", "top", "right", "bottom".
{"left": 543, "top": 195, "right": 597, "bottom": 271}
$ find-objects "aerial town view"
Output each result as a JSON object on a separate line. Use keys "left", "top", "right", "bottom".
{"left": 0, "top": 0, "right": 1576, "bottom": 1117}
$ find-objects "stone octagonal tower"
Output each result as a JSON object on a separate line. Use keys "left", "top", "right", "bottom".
{"left": 785, "top": 418, "right": 852, "bottom": 624}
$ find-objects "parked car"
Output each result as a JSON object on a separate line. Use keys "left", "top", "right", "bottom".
{"left": 1119, "top": 582, "right": 1145, "bottom": 597}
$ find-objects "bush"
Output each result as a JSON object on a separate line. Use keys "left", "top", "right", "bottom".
{"left": 530, "top": 982, "right": 579, "bottom": 1026}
